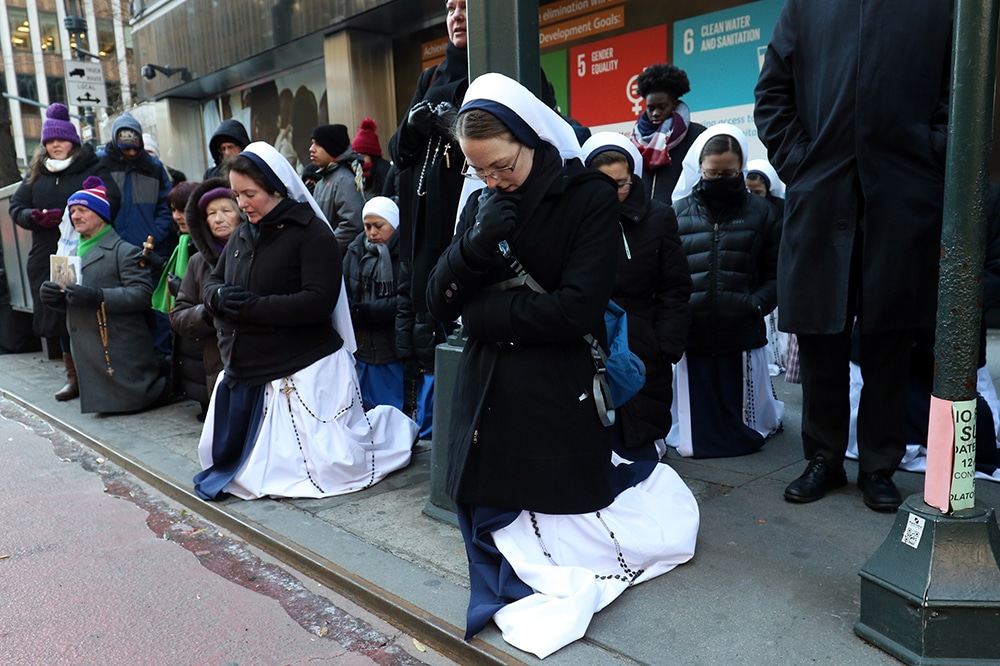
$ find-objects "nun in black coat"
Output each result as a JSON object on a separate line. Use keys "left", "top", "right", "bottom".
{"left": 425, "top": 73, "right": 698, "bottom": 660}
{"left": 582, "top": 132, "right": 692, "bottom": 454}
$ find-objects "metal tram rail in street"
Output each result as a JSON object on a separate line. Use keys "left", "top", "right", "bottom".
{"left": 0, "top": 387, "right": 514, "bottom": 666}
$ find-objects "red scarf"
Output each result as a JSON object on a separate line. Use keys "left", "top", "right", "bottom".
{"left": 631, "top": 106, "right": 691, "bottom": 172}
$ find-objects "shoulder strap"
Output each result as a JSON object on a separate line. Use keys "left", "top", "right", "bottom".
{"left": 496, "top": 241, "right": 614, "bottom": 426}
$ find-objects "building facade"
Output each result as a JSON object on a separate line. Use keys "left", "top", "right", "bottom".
{"left": 2, "top": 0, "right": 134, "bottom": 167}
{"left": 128, "top": 0, "right": 785, "bottom": 179}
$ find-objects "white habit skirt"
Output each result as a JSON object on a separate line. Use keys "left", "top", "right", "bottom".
{"left": 489, "top": 457, "right": 700, "bottom": 658}
{"left": 198, "top": 347, "right": 418, "bottom": 499}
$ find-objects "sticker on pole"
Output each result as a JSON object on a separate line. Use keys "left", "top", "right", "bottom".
{"left": 901, "top": 513, "right": 925, "bottom": 549}
{"left": 950, "top": 399, "right": 978, "bottom": 511}
{"left": 64, "top": 61, "right": 107, "bottom": 108}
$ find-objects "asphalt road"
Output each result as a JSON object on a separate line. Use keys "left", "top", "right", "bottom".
{"left": 0, "top": 399, "right": 456, "bottom": 666}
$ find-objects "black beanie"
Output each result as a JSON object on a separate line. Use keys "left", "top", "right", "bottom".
{"left": 311, "top": 124, "right": 350, "bottom": 159}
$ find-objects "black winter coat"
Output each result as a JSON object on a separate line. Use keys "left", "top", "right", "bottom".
{"left": 754, "top": 0, "right": 952, "bottom": 334}
{"left": 389, "top": 42, "right": 469, "bottom": 372}
{"left": 674, "top": 185, "right": 780, "bottom": 355}
{"left": 363, "top": 156, "right": 392, "bottom": 201}
{"left": 204, "top": 199, "right": 342, "bottom": 385}
{"left": 9, "top": 145, "right": 120, "bottom": 338}
{"left": 343, "top": 230, "right": 401, "bottom": 365}
{"left": 427, "top": 146, "right": 619, "bottom": 514}
{"left": 612, "top": 178, "right": 692, "bottom": 447}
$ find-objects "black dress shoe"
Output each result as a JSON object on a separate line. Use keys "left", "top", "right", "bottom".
{"left": 784, "top": 457, "right": 848, "bottom": 503}
{"left": 857, "top": 471, "right": 902, "bottom": 512}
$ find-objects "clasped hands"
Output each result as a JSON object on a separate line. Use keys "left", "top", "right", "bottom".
{"left": 463, "top": 192, "right": 520, "bottom": 262}
{"left": 211, "top": 283, "right": 256, "bottom": 321}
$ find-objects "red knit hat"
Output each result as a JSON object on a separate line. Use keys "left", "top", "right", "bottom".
{"left": 351, "top": 118, "right": 382, "bottom": 157}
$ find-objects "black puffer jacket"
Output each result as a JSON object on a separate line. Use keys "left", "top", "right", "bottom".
{"left": 612, "top": 177, "right": 692, "bottom": 447}
{"left": 674, "top": 185, "right": 780, "bottom": 355}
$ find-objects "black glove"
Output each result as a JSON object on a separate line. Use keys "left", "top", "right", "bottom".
{"left": 406, "top": 101, "right": 436, "bottom": 138}
{"left": 138, "top": 250, "right": 166, "bottom": 280}
{"left": 211, "top": 284, "right": 255, "bottom": 321}
{"left": 465, "top": 192, "right": 519, "bottom": 261}
{"left": 166, "top": 273, "right": 182, "bottom": 298}
{"left": 64, "top": 283, "right": 103, "bottom": 308}
{"left": 432, "top": 101, "right": 458, "bottom": 138}
{"left": 39, "top": 281, "right": 67, "bottom": 308}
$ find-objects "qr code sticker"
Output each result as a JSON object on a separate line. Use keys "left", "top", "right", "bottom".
{"left": 901, "top": 513, "right": 925, "bottom": 549}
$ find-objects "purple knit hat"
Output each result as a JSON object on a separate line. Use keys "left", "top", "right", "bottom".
{"left": 41, "top": 104, "right": 80, "bottom": 146}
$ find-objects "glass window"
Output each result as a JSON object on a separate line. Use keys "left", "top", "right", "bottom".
{"left": 38, "top": 12, "right": 61, "bottom": 53}
{"left": 47, "top": 76, "right": 65, "bottom": 105}
{"left": 9, "top": 8, "right": 31, "bottom": 51}
{"left": 16, "top": 73, "right": 38, "bottom": 111}
{"left": 96, "top": 18, "right": 122, "bottom": 56}
{"left": 7, "top": 9, "right": 60, "bottom": 53}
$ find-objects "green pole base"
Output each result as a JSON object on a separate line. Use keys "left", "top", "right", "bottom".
{"left": 422, "top": 336, "right": 465, "bottom": 526}
{"left": 854, "top": 494, "right": 1000, "bottom": 665}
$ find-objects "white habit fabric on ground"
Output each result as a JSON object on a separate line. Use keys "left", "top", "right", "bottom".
{"left": 666, "top": 345, "right": 784, "bottom": 455}
{"left": 489, "top": 458, "right": 700, "bottom": 659}
{"left": 198, "top": 348, "right": 417, "bottom": 499}
{"left": 846, "top": 362, "right": 1000, "bottom": 482}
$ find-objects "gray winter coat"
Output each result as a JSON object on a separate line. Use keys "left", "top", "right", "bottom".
{"left": 67, "top": 228, "right": 166, "bottom": 413}
{"left": 312, "top": 147, "right": 366, "bottom": 255}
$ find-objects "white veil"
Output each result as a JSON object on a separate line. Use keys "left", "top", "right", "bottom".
{"left": 671, "top": 123, "right": 749, "bottom": 204}
{"left": 454, "top": 72, "right": 584, "bottom": 225}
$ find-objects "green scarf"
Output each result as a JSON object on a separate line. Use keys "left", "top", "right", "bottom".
{"left": 76, "top": 225, "right": 111, "bottom": 258}
{"left": 151, "top": 234, "right": 191, "bottom": 314}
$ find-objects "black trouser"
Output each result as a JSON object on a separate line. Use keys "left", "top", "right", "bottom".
{"left": 797, "top": 328, "right": 911, "bottom": 475}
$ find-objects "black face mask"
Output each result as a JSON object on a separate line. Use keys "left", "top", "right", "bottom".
{"left": 700, "top": 175, "right": 747, "bottom": 206}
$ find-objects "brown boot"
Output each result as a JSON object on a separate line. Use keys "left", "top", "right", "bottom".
{"left": 55, "top": 353, "right": 79, "bottom": 401}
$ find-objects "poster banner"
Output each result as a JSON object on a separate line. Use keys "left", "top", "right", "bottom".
{"left": 201, "top": 62, "right": 326, "bottom": 175}
{"left": 690, "top": 104, "right": 768, "bottom": 162}
{"left": 568, "top": 24, "right": 667, "bottom": 127}
{"left": 672, "top": 0, "right": 784, "bottom": 113}
{"left": 925, "top": 395, "right": 979, "bottom": 512}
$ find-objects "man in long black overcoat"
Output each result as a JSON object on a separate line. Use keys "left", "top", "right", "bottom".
{"left": 754, "top": 0, "right": 953, "bottom": 511}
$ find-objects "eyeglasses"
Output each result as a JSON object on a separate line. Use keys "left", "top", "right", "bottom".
{"left": 700, "top": 168, "right": 741, "bottom": 181}
{"left": 614, "top": 179, "right": 632, "bottom": 191}
{"left": 463, "top": 145, "right": 523, "bottom": 182}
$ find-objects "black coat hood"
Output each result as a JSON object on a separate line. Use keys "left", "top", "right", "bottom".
{"left": 208, "top": 120, "right": 251, "bottom": 166}
{"left": 184, "top": 177, "right": 244, "bottom": 267}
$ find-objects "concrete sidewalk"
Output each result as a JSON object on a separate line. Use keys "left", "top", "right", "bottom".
{"left": 2, "top": 339, "right": 999, "bottom": 665}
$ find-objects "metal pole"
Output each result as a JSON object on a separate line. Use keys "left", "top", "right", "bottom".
{"left": 853, "top": 4, "right": 1000, "bottom": 663}
{"left": 63, "top": 0, "right": 97, "bottom": 146}
{"left": 932, "top": 0, "right": 998, "bottom": 403}
{"left": 1, "top": 92, "right": 88, "bottom": 122}
{"left": 925, "top": 0, "right": 1000, "bottom": 511}
{"left": 467, "top": 0, "right": 541, "bottom": 96}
